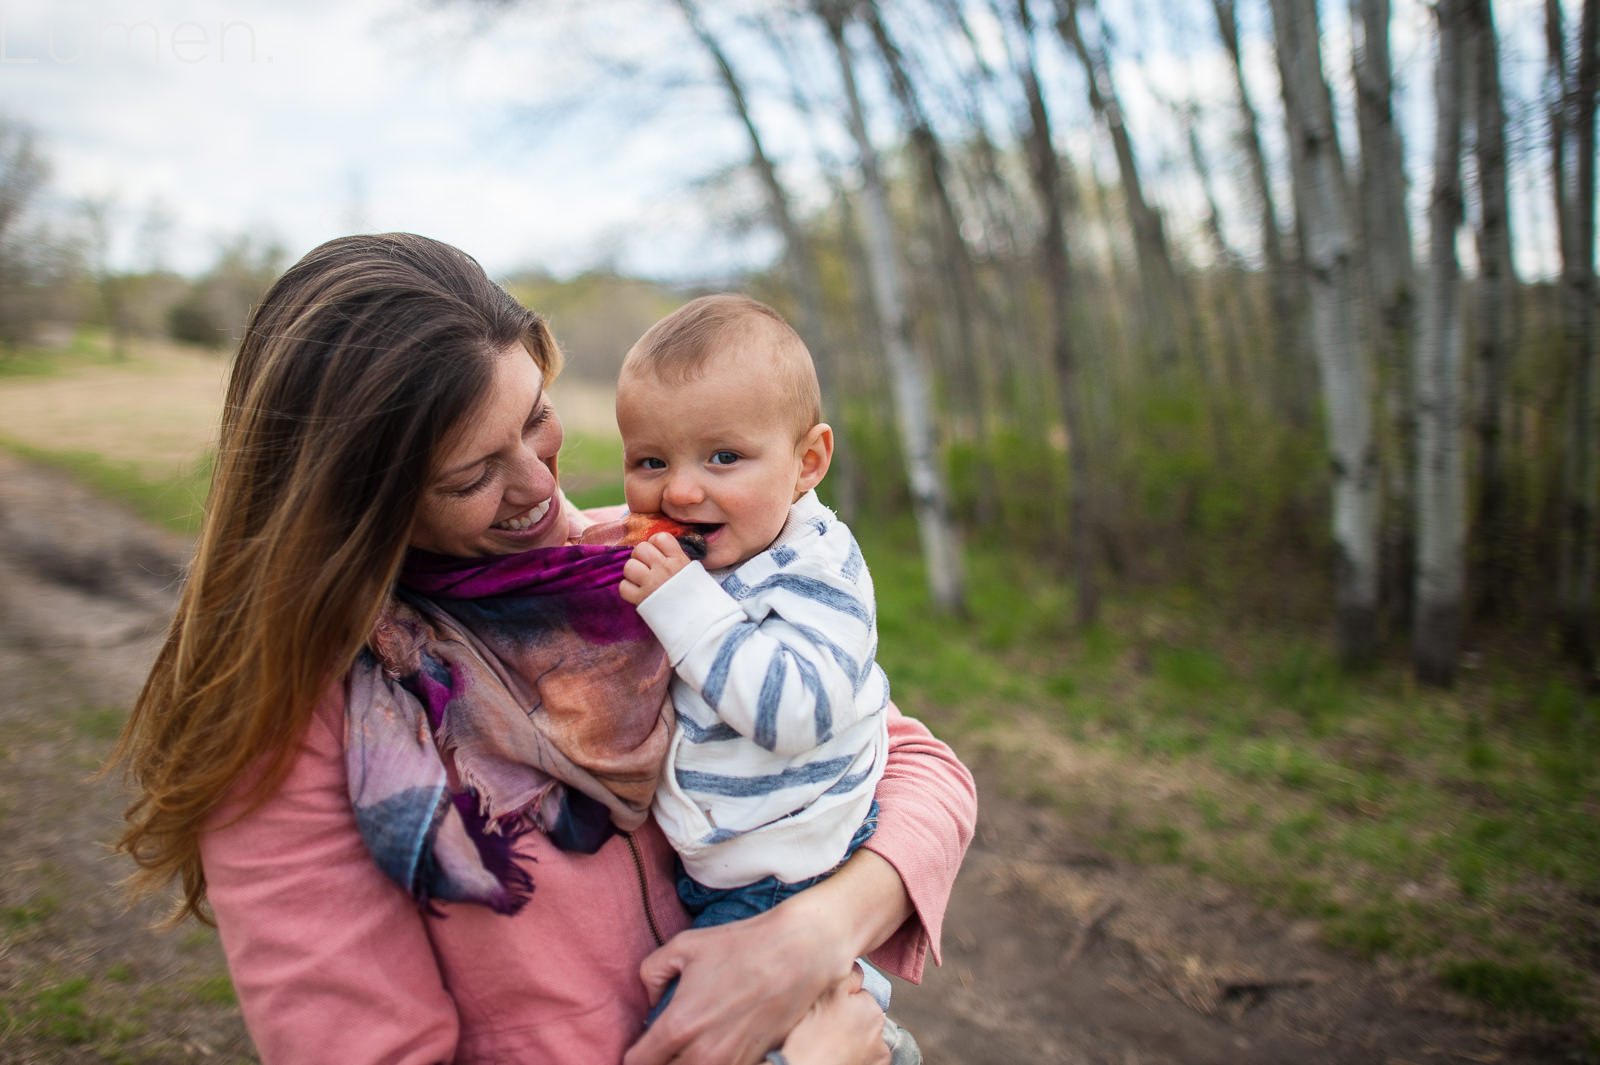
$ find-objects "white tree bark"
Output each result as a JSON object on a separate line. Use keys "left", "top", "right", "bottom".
{"left": 1212, "top": 0, "right": 1310, "bottom": 426}
{"left": 1054, "top": 0, "right": 1184, "bottom": 366}
{"left": 818, "top": 1, "right": 967, "bottom": 615}
{"left": 1269, "top": 0, "right": 1381, "bottom": 667}
{"left": 1350, "top": 0, "right": 1414, "bottom": 332}
{"left": 1350, "top": 0, "right": 1417, "bottom": 637}
{"left": 863, "top": 2, "right": 999, "bottom": 521}
{"left": 671, "top": 1, "right": 826, "bottom": 367}
{"left": 673, "top": 0, "right": 869, "bottom": 519}
{"left": 1413, "top": 0, "right": 1466, "bottom": 686}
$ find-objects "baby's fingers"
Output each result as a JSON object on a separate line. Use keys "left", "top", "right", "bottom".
{"left": 647, "top": 531, "right": 690, "bottom": 561}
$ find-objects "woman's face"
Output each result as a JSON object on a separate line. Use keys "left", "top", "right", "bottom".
{"left": 409, "top": 344, "right": 567, "bottom": 557}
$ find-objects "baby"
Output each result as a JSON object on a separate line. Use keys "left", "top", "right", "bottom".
{"left": 616, "top": 294, "right": 903, "bottom": 1045}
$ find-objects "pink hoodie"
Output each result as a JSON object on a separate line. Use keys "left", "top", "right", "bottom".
{"left": 201, "top": 690, "right": 976, "bottom": 1065}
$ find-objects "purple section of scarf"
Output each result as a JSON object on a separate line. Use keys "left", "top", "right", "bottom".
{"left": 348, "top": 523, "right": 685, "bottom": 913}
{"left": 400, "top": 545, "right": 649, "bottom": 645}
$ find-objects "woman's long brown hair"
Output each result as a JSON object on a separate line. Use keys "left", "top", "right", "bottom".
{"left": 107, "top": 233, "right": 561, "bottom": 922}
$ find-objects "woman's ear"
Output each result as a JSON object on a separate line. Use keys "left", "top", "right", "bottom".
{"left": 794, "top": 423, "right": 834, "bottom": 500}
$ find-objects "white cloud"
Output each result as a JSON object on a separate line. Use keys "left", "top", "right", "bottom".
{"left": 1, "top": 0, "right": 758, "bottom": 278}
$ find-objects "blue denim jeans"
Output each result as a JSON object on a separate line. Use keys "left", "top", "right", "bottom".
{"left": 647, "top": 802, "right": 881, "bottom": 1024}
{"left": 678, "top": 801, "right": 880, "bottom": 929}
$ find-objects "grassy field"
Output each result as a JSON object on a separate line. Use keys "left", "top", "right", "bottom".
{"left": 3, "top": 331, "right": 1596, "bottom": 1051}
{"left": 862, "top": 532, "right": 1599, "bottom": 1041}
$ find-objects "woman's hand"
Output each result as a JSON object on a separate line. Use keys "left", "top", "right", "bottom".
{"left": 775, "top": 979, "right": 891, "bottom": 1065}
{"left": 621, "top": 892, "right": 852, "bottom": 1065}
{"left": 621, "top": 850, "right": 912, "bottom": 1065}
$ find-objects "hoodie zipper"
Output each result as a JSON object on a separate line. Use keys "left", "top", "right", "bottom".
{"left": 622, "top": 830, "right": 665, "bottom": 947}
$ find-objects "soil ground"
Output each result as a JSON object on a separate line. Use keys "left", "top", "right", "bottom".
{"left": 0, "top": 446, "right": 1573, "bottom": 1063}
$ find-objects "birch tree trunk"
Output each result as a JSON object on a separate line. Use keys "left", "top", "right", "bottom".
{"left": 1466, "top": 0, "right": 1518, "bottom": 618}
{"left": 1054, "top": 0, "right": 1185, "bottom": 366}
{"left": 672, "top": 1, "right": 820, "bottom": 338}
{"left": 1350, "top": 0, "right": 1415, "bottom": 338}
{"left": 671, "top": 0, "right": 862, "bottom": 517}
{"left": 1269, "top": 0, "right": 1382, "bottom": 668}
{"left": 1182, "top": 107, "right": 1250, "bottom": 394}
{"left": 863, "top": 1, "right": 999, "bottom": 522}
{"left": 1413, "top": 0, "right": 1466, "bottom": 686}
{"left": 1212, "top": 0, "right": 1310, "bottom": 427}
{"left": 928, "top": 0, "right": 1049, "bottom": 441}
{"left": 817, "top": 0, "right": 967, "bottom": 614}
{"left": 1350, "top": 0, "right": 1418, "bottom": 636}
{"left": 1007, "top": 0, "right": 1099, "bottom": 624}
{"left": 1553, "top": 0, "right": 1599, "bottom": 668}
{"left": 80, "top": 197, "right": 128, "bottom": 361}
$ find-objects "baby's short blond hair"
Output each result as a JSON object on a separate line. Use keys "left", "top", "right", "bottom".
{"left": 621, "top": 294, "right": 822, "bottom": 436}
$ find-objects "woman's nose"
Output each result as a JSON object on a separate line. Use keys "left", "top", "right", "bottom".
{"left": 507, "top": 443, "right": 553, "bottom": 500}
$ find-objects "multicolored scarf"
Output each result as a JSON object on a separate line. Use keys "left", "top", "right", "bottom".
{"left": 345, "top": 514, "right": 705, "bottom": 914}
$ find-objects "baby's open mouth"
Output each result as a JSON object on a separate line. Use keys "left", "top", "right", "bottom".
{"left": 492, "top": 498, "right": 551, "bottom": 531}
{"left": 678, "top": 523, "right": 719, "bottom": 561}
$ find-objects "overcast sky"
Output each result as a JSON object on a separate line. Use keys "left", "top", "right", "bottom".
{"left": 1, "top": 0, "right": 763, "bottom": 278}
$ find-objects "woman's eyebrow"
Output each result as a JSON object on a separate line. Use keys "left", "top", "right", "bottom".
{"left": 438, "top": 453, "right": 491, "bottom": 479}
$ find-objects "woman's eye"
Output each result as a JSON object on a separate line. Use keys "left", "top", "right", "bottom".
{"left": 448, "top": 469, "right": 493, "bottom": 497}
{"left": 710, "top": 451, "right": 738, "bottom": 466}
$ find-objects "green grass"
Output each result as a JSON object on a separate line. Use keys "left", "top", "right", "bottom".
{"left": 7, "top": 343, "right": 1595, "bottom": 1044}
{"left": 4, "top": 893, "right": 61, "bottom": 930}
{"left": 855, "top": 516, "right": 1600, "bottom": 1041}
{"left": 74, "top": 706, "right": 129, "bottom": 743}
{"left": 0, "top": 964, "right": 169, "bottom": 1059}
{"left": 0, "top": 439, "right": 213, "bottom": 534}
{"left": 25, "top": 977, "right": 103, "bottom": 1043}
{"left": 188, "top": 975, "right": 238, "bottom": 1007}
{"left": 1437, "top": 958, "right": 1578, "bottom": 1022}
{"left": 557, "top": 429, "right": 624, "bottom": 510}
{"left": 0, "top": 330, "right": 119, "bottom": 378}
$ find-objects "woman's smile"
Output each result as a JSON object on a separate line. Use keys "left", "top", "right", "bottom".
{"left": 494, "top": 498, "right": 552, "bottom": 532}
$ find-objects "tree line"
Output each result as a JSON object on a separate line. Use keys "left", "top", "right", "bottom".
{"left": 4, "top": 0, "right": 1597, "bottom": 687}
{"left": 0, "top": 121, "right": 284, "bottom": 358}
{"left": 468, "top": 0, "right": 1597, "bottom": 686}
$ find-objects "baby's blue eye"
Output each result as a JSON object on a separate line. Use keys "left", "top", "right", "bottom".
{"left": 642, "top": 457, "right": 666, "bottom": 470}
{"left": 710, "top": 451, "right": 739, "bottom": 466}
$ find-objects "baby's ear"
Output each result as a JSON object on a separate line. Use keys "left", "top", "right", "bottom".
{"left": 795, "top": 423, "right": 834, "bottom": 499}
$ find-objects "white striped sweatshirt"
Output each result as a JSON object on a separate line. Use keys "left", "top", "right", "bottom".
{"left": 634, "top": 491, "right": 890, "bottom": 889}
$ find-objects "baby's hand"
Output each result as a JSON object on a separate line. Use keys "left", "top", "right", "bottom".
{"left": 620, "top": 532, "right": 693, "bottom": 605}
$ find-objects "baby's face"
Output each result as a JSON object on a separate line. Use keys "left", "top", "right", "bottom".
{"left": 616, "top": 350, "right": 808, "bottom": 571}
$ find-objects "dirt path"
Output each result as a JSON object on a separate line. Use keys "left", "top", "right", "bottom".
{"left": 0, "top": 450, "right": 253, "bottom": 1063}
{"left": 0, "top": 451, "right": 1563, "bottom": 1064}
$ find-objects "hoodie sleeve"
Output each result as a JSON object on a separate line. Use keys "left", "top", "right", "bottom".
{"left": 860, "top": 703, "right": 978, "bottom": 982}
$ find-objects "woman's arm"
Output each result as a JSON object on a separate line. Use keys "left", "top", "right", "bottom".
{"left": 201, "top": 690, "right": 459, "bottom": 1065}
{"left": 859, "top": 705, "right": 978, "bottom": 981}
{"left": 623, "top": 704, "right": 977, "bottom": 1065}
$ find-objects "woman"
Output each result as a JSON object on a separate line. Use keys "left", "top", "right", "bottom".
{"left": 110, "top": 233, "right": 976, "bottom": 1065}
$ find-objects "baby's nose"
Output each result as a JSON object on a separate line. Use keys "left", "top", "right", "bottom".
{"left": 663, "top": 472, "right": 703, "bottom": 505}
